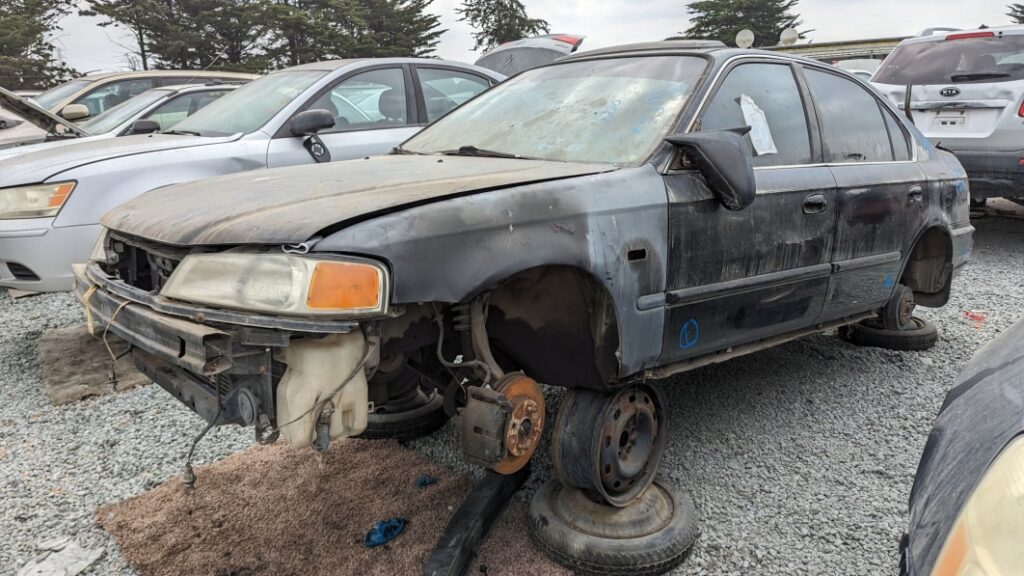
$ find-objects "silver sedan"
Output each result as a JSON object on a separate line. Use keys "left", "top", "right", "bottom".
{"left": 0, "top": 58, "right": 503, "bottom": 291}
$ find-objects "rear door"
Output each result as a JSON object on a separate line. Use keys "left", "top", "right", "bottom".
{"left": 266, "top": 65, "right": 420, "bottom": 168}
{"left": 660, "top": 60, "right": 837, "bottom": 363}
{"left": 803, "top": 66, "right": 928, "bottom": 321}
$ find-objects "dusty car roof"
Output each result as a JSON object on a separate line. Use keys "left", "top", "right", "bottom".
{"left": 75, "top": 70, "right": 257, "bottom": 81}
{"left": 561, "top": 40, "right": 727, "bottom": 60}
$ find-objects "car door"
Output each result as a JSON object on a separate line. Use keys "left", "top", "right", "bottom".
{"left": 266, "top": 65, "right": 420, "bottom": 168}
{"left": 800, "top": 67, "right": 927, "bottom": 322}
{"left": 660, "top": 60, "right": 837, "bottom": 363}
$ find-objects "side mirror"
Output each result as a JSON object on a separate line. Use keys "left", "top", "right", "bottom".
{"left": 60, "top": 104, "right": 90, "bottom": 121}
{"left": 130, "top": 119, "right": 161, "bottom": 135}
{"left": 290, "top": 109, "right": 335, "bottom": 136}
{"left": 666, "top": 127, "right": 756, "bottom": 211}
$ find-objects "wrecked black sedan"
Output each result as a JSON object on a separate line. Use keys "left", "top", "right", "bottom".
{"left": 76, "top": 41, "right": 973, "bottom": 575}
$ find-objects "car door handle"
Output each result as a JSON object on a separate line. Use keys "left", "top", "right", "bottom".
{"left": 803, "top": 193, "right": 828, "bottom": 214}
{"left": 908, "top": 185, "right": 924, "bottom": 203}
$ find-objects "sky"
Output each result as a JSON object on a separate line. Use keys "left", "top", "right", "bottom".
{"left": 51, "top": 0, "right": 1016, "bottom": 73}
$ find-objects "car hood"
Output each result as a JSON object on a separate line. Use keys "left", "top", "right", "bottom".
{"left": 0, "top": 87, "right": 91, "bottom": 137}
{"left": 0, "top": 133, "right": 240, "bottom": 186}
{"left": 103, "top": 154, "right": 614, "bottom": 246}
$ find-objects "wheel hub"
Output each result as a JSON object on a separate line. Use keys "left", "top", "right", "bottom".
{"left": 492, "top": 373, "right": 545, "bottom": 474}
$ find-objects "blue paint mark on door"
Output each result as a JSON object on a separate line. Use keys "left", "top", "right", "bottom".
{"left": 678, "top": 318, "right": 700, "bottom": 350}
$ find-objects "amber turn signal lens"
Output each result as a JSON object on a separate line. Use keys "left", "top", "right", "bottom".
{"left": 306, "top": 261, "right": 382, "bottom": 310}
{"left": 48, "top": 182, "right": 75, "bottom": 208}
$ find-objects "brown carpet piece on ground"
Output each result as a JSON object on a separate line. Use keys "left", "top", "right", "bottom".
{"left": 97, "top": 439, "right": 572, "bottom": 576}
{"left": 40, "top": 324, "right": 148, "bottom": 405}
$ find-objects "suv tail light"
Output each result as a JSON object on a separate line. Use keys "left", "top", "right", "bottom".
{"left": 1019, "top": 100, "right": 1024, "bottom": 117}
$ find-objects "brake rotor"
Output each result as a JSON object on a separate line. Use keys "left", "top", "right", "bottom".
{"left": 493, "top": 373, "right": 545, "bottom": 474}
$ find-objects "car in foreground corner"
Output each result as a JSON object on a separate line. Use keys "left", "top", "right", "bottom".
{"left": 873, "top": 26, "right": 1024, "bottom": 204}
{"left": 75, "top": 42, "right": 973, "bottom": 575}
{"left": 0, "top": 58, "right": 502, "bottom": 292}
{"left": 901, "top": 317, "right": 1024, "bottom": 575}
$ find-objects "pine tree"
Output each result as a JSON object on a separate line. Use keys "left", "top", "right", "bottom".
{"left": 0, "top": 0, "right": 75, "bottom": 89}
{"left": 151, "top": 0, "right": 272, "bottom": 72}
{"left": 1009, "top": 3, "right": 1024, "bottom": 24}
{"left": 457, "top": 0, "right": 549, "bottom": 52}
{"left": 357, "top": 0, "right": 446, "bottom": 57}
{"left": 683, "top": 0, "right": 803, "bottom": 48}
{"left": 264, "top": 0, "right": 366, "bottom": 67}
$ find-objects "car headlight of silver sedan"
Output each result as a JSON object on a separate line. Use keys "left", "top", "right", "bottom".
{"left": 160, "top": 252, "right": 388, "bottom": 316}
{"left": 931, "top": 435, "right": 1024, "bottom": 575}
{"left": 0, "top": 181, "right": 76, "bottom": 219}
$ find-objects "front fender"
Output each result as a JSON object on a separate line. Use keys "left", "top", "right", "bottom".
{"left": 315, "top": 164, "right": 671, "bottom": 376}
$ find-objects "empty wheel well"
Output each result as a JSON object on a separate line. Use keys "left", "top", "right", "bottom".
{"left": 900, "top": 226, "right": 953, "bottom": 308}
{"left": 481, "top": 266, "right": 621, "bottom": 390}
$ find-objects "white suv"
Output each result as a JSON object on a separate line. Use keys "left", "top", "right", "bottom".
{"left": 873, "top": 26, "right": 1024, "bottom": 204}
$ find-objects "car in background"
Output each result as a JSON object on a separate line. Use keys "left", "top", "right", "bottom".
{"left": 0, "top": 88, "right": 90, "bottom": 150}
{"left": 0, "top": 83, "right": 242, "bottom": 156}
{"left": 474, "top": 33, "right": 585, "bottom": 76}
{"left": 873, "top": 26, "right": 1024, "bottom": 204}
{"left": 31, "top": 70, "right": 257, "bottom": 121}
{"left": 901, "top": 317, "right": 1024, "bottom": 575}
{"left": 0, "top": 58, "right": 503, "bottom": 292}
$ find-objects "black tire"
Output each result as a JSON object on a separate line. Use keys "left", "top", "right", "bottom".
{"left": 356, "top": 393, "right": 449, "bottom": 440}
{"left": 840, "top": 317, "right": 938, "bottom": 351}
{"left": 529, "top": 478, "right": 698, "bottom": 576}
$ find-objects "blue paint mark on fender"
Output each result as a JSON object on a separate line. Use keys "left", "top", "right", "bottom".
{"left": 884, "top": 275, "right": 895, "bottom": 289}
{"left": 678, "top": 318, "right": 700, "bottom": 350}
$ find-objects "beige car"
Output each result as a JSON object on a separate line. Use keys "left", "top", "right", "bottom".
{"left": 32, "top": 70, "right": 257, "bottom": 121}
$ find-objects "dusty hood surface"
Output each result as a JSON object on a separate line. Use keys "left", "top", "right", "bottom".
{"left": 0, "top": 133, "right": 239, "bottom": 186}
{"left": 103, "top": 154, "right": 614, "bottom": 246}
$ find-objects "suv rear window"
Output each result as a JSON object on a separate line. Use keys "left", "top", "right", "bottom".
{"left": 875, "top": 33, "right": 1024, "bottom": 85}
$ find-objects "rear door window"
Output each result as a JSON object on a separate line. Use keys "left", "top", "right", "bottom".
{"left": 804, "top": 68, "right": 893, "bottom": 163}
{"left": 875, "top": 33, "right": 1024, "bottom": 84}
{"left": 881, "top": 108, "right": 912, "bottom": 161}
{"left": 415, "top": 67, "right": 491, "bottom": 122}
{"left": 700, "top": 62, "right": 813, "bottom": 167}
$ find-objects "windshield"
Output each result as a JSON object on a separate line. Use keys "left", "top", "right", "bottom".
{"left": 402, "top": 56, "right": 707, "bottom": 165}
{"left": 875, "top": 34, "right": 1024, "bottom": 84}
{"left": 171, "top": 71, "right": 326, "bottom": 136}
{"left": 80, "top": 89, "right": 168, "bottom": 134}
{"left": 34, "top": 79, "right": 91, "bottom": 110}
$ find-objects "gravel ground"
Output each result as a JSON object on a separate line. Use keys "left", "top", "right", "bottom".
{"left": 1, "top": 204, "right": 1022, "bottom": 575}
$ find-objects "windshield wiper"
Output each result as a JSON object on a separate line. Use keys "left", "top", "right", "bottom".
{"left": 391, "top": 146, "right": 425, "bottom": 155}
{"left": 950, "top": 72, "right": 1010, "bottom": 82}
{"left": 440, "top": 145, "right": 526, "bottom": 159}
{"left": 163, "top": 129, "right": 201, "bottom": 136}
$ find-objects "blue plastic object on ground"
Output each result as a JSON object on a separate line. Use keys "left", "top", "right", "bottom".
{"left": 415, "top": 475, "right": 438, "bottom": 489}
{"left": 364, "top": 518, "right": 407, "bottom": 548}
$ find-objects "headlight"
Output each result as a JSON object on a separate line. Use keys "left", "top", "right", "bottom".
{"left": 0, "top": 182, "right": 76, "bottom": 219}
{"left": 931, "top": 435, "right": 1024, "bottom": 575}
{"left": 160, "top": 252, "right": 388, "bottom": 316}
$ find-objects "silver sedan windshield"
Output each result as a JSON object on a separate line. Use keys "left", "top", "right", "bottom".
{"left": 171, "top": 70, "right": 326, "bottom": 136}
{"left": 80, "top": 89, "right": 168, "bottom": 133}
{"left": 402, "top": 56, "right": 707, "bottom": 165}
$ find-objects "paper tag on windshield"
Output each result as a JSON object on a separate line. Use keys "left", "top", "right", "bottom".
{"left": 739, "top": 94, "right": 777, "bottom": 156}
